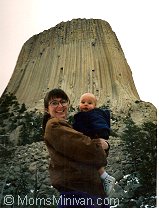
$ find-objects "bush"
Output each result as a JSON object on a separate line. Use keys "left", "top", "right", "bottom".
{"left": 122, "top": 117, "right": 157, "bottom": 196}
{"left": 19, "top": 111, "right": 43, "bottom": 145}
{"left": 0, "top": 93, "right": 43, "bottom": 146}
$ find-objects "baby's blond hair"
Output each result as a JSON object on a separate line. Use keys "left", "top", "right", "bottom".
{"left": 80, "top": 93, "right": 97, "bottom": 106}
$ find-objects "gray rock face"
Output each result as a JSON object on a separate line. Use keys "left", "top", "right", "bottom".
{"left": 5, "top": 18, "right": 139, "bottom": 110}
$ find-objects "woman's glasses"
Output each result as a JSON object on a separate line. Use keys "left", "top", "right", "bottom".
{"left": 49, "top": 100, "right": 68, "bottom": 107}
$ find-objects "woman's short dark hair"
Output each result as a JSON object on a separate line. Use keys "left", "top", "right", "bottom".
{"left": 43, "top": 88, "right": 70, "bottom": 131}
{"left": 44, "top": 88, "right": 70, "bottom": 109}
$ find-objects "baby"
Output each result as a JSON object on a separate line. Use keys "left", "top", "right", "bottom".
{"left": 73, "top": 93, "right": 115, "bottom": 196}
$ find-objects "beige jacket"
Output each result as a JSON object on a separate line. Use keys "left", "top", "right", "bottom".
{"left": 44, "top": 118, "right": 108, "bottom": 196}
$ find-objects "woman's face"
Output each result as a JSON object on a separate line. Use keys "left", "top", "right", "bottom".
{"left": 46, "top": 97, "right": 69, "bottom": 119}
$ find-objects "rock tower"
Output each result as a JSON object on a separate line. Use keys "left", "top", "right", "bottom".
{"left": 4, "top": 18, "right": 140, "bottom": 110}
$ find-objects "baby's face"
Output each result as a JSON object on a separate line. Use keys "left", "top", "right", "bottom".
{"left": 79, "top": 94, "right": 96, "bottom": 112}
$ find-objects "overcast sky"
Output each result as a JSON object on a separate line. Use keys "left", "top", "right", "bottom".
{"left": 0, "top": 0, "right": 158, "bottom": 108}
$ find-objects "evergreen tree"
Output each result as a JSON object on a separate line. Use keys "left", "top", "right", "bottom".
{"left": 122, "top": 117, "right": 157, "bottom": 196}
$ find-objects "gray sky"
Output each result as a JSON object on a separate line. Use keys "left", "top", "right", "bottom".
{"left": 0, "top": 0, "right": 158, "bottom": 108}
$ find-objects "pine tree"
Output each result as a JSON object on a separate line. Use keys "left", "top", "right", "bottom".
{"left": 122, "top": 117, "right": 157, "bottom": 196}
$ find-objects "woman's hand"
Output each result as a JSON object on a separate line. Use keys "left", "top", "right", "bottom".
{"left": 93, "top": 138, "right": 109, "bottom": 150}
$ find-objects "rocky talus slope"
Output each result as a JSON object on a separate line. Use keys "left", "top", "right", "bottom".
{"left": 0, "top": 98, "right": 156, "bottom": 207}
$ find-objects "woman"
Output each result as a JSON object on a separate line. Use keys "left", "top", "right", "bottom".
{"left": 43, "top": 89, "right": 110, "bottom": 207}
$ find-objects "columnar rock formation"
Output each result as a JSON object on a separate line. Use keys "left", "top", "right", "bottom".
{"left": 5, "top": 18, "right": 140, "bottom": 110}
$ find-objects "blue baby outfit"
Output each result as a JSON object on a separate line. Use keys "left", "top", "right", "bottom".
{"left": 73, "top": 108, "right": 110, "bottom": 139}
